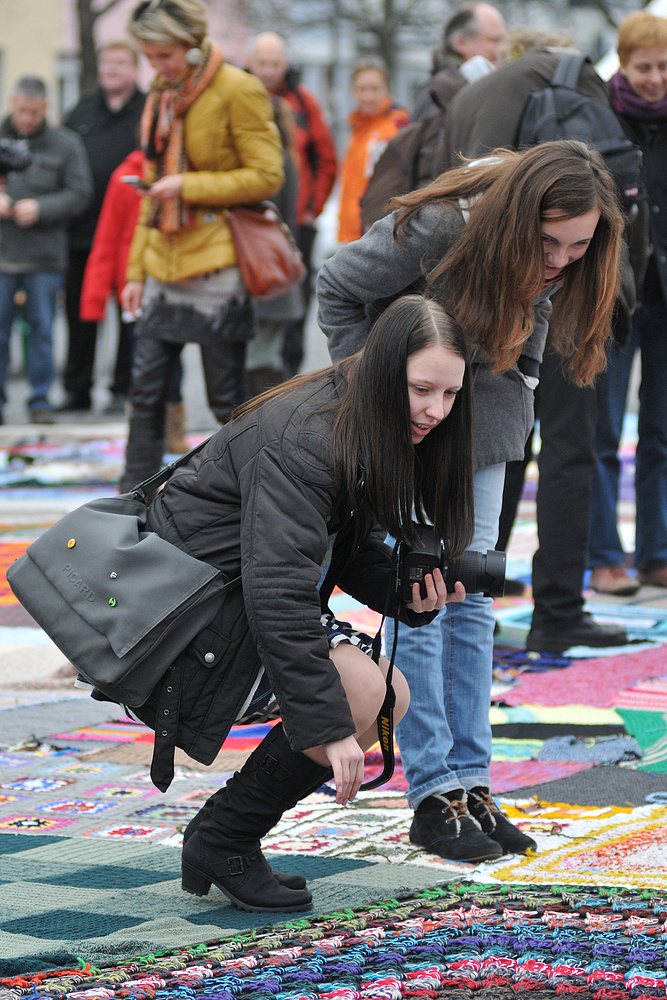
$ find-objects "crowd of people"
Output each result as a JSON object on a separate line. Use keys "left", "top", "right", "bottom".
{"left": 2, "top": 0, "right": 666, "bottom": 908}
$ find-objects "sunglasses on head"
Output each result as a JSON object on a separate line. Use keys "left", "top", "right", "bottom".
{"left": 133, "top": 0, "right": 185, "bottom": 23}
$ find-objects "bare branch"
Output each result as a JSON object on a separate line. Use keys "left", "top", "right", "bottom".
{"left": 93, "top": 0, "right": 125, "bottom": 17}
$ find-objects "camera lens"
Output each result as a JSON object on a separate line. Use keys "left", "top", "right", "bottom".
{"left": 444, "top": 550, "right": 506, "bottom": 597}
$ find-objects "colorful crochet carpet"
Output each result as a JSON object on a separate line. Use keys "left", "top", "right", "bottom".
{"left": 2, "top": 882, "right": 667, "bottom": 999}
{"left": 2, "top": 420, "right": 667, "bottom": 975}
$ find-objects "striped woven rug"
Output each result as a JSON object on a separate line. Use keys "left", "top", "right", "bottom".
{"left": 2, "top": 881, "right": 666, "bottom": 998}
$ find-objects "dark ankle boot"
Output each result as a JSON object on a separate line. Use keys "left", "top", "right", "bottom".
{"left": 410, "top": 789, "right": 503, "bottom": 862}
{"left": 181, "top": 723, "right": 332, "bottom": 912}
{"left": 467, "top": 785, "right": 537, "bottom": 855}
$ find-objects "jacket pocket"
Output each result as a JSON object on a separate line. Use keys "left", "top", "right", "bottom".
{"left": 29, "top": 154, "right": 62, "bottom": 194}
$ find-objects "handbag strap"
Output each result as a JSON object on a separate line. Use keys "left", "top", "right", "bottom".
{"left": 129, "top": 436, "right": 212, "bottom": 501}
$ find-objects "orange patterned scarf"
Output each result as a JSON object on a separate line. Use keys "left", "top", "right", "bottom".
{"left": 140, "top": 38, "right": 224, "bottom": 233}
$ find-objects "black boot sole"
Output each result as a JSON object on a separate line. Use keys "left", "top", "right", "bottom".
{"left": 409, "top": 835, "right": 503, "bottom": 863}
{"left": 181, "top": 859, "right": 313, "bottom": 913}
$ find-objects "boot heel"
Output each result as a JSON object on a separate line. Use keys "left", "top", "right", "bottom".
{"left": 182, "top": 860, "right": 211, "bottom": 896}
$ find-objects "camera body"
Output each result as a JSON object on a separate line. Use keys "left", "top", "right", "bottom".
{"left": 0, "top": 138, "right": 32, "bottom": 175}
{"left": 396, "top": 523, "right": 506, "bottom": 601}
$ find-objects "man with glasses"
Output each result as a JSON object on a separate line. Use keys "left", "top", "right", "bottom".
{"left": 413, "top": 2, "right": 506, "bottom": 122}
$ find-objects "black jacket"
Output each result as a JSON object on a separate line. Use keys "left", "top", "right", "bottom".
{"left": 64, "top": 87, "right": 145, "bottom": 250}
{"left": 140, "top": 373, "right": 435, "bottom": 788}
{"left": 441, "top": 47, "right": 610, "bottom": 170}
{"left": 615, "top": 112, "right": 667, "bottom": 306}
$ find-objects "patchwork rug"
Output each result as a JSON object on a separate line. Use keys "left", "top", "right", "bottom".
{"left": 3, "top": 880, "right": 667, "bottom": 996}
{"left": 493, "top": 804, "right": 667, "bottom": 889}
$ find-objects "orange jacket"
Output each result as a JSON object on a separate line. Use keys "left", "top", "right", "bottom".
{"left": 338, "top": 99, "right": 410, "bottom": 243}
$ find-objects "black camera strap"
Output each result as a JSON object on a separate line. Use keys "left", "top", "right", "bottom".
{"left": 359, "top": 540, "right": 401, "bottom": 791}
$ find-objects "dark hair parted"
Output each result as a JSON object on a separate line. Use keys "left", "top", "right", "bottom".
{"left": 392, "top": 140, "right": 624, "bottom": 385}
{"left": 233, "top": 294, "right": 475, "bottom": 554}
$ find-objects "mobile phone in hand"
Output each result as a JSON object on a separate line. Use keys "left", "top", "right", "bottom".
{"left": 121, "top": 175, "right": 152, "bottom": 190}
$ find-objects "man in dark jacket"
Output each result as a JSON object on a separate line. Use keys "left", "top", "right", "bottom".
{"left": 410, "top": 2, "right": 504, "bottom": 186}
{"left": 59, "top": 42, "right": 145, "bottom": 413}
{"left": 414, "top": 1, "right": 505, "bottom": 122}
{"left": 0, "top": 76, "right": 92, "bottom": 424}
{"left": 442, "top": 47, "right": 632, "bottom": 653}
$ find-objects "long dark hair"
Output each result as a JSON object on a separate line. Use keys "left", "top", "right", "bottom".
{"left": 392, "top": 141, "right": 624, "bottom": 385}
{"left": 234, "top": 294, "right": 475, "bottom": 554}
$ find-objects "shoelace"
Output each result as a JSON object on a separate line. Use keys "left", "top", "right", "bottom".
{"left": 432, "top": 794, "right": 470, "bottom": 835}
{"left": 469, "top": 788, "right": 500, "bottom": 829}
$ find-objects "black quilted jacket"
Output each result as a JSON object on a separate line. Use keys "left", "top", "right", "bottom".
{"left": 140, "top": 371, "right": 435, "bottom": 788}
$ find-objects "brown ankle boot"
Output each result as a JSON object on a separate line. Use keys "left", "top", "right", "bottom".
{"left": 165, "top": 402, "right": 188, "bottom": 454}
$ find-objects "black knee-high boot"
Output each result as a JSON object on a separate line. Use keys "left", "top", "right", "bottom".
{"left": 181, "top": 723, "right": 332, "bottom": 912}
{"left": 182, "top": 763, "right": 330, "bottom": 891}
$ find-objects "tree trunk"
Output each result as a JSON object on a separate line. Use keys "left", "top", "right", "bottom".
{"left": 77, "top": 0, "right": 98, "bottom": 94}
{"left": 76, "top": 0, "right": 126, "bottom": 96}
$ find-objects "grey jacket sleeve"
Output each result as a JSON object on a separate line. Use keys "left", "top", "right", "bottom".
{"left": 36, "top": 131, "right": 93, "bottom": 226}
{"left": 317, "top": 204, "right": 463, "bottom": 361}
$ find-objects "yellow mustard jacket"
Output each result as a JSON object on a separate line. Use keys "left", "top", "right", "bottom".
{"left": 126, "top": 62, "right": 284, "bottom": 285}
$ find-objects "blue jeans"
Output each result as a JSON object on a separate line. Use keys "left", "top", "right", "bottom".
{"left": 387, "top": 462, "right": 506, "bottom": 808}
{"left": 589, "top": 299, "right": 667, "bottom": 572}
{"left": 0, "top": 271, "right": 62, "bottom": 410}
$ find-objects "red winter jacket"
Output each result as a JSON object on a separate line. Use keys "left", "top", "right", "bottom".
{"left": 79, "top": 149, "right": 144, "bottom": 322}
{"left": 272, "top": 74, "right": 337, "bottom": 225}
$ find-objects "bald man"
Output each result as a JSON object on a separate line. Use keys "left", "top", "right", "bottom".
{"left": 413, "top": 2, "right": 506, "bottom": 122}
{"left": 247, "top": 33, "right": 337, "bottom": 376}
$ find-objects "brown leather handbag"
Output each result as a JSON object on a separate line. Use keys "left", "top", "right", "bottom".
{"left": 224, "top": 202, "right": 306, "bottom": 299}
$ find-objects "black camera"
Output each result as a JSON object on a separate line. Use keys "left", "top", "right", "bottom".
{"left": 396, "top": 523, "right": 506, "bottom": 601}
{"left": 0, "top": 138, "right": 32, "bottom": 175}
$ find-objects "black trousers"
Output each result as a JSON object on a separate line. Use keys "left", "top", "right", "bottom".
{"left": 120, "top": 336, "right": 246, "bottom": 492}
{"left": 498, "top": 336, "right": 597, "bottom": 628}
{"left": 64, "top": 248, "right": 134, "bottom": 400}
{"left": 282, "top": 224, "right": 317, "bottom": 377}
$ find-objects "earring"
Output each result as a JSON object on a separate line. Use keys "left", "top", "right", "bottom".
{"left": 186, "top": 47, "right": 202, "bottom": 65}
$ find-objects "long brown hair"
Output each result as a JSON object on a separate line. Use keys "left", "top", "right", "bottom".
{"left": 392, "top": 140, "right": 624, "bottom": 385}
{"left": 233, "top": 295, "right": 475, "bottom": 553}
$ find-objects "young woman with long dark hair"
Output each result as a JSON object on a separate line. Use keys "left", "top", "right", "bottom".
{"left": 134, "top": 294, "right": 474, "bottom": 913}
{"left": 317, "top": 139, "right": 624, "bottom": 864}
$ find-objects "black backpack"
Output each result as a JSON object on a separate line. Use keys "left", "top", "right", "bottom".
{"left": 359, "top": 111, "right": 448, "bottom": 233}
{"left": 515, "top": 52, "right": 643, "bottom": 209}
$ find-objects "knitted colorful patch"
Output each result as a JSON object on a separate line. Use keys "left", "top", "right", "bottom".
{"left": 494, "top": 805, "right": 667, "bottom": 889}
{"left": 614, "top": 675, "right": 667, "bottom": 712}
{"left": 501, "top": 646, "right": 667, "bottom": 708}
{"left": 3, "top": 880, "right": 667, "bottom": 997}
{"left": 52, "top": 720, "right": 156, "bottom": 743}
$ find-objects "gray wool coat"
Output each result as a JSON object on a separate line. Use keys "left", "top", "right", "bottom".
{"left": 317, "top": 202, "right": 556, "bottom": 471}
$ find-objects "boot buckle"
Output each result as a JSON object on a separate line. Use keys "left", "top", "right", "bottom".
{"left": 226, "top": 855, "right": 245, "bottom": 876}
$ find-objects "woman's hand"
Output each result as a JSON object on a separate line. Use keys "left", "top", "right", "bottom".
{"left": 322, "top": 735, "right": 365, "bottom": 805}
{"left": 120, "top": 281, "right": 144, "bottom": 318}
{"left": 149, "top": 174, "right": 184, "bottom": 200}
{"left": 406, "top": 567, "right": 466, "bottom": 613}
